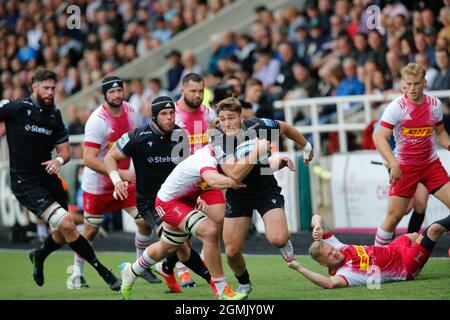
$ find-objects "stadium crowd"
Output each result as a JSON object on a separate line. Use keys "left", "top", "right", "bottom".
{"left": 1, "top": 0, "right": 450, "bottom": 147}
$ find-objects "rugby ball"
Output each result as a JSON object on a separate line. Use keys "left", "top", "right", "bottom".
{"left": 235, "top": 139, "right": 270, "bottom": 164}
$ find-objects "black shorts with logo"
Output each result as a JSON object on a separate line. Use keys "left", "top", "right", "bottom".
{"left": 225, "top": 187, "right": 285, "bottom": 218}
{"left": 11, "top": 173, "right": 68, "bottom": 217}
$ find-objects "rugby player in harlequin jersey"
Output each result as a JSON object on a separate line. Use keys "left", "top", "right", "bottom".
{"left": 104, "top": 96, "right": 216, "bottom": 295}
{"left": 211, "top": 97, "right": 313, "bottom": 296}
{"left": 372, "top": 113, "right": 429, "bottom": 237}
{"left": 374, "top": 63, "right": 450, "bottom": 247}
{"left": 287, "top": 214, "right": 450, "bottom": 288}
{"left": 67, "top": 76, "right": 159, "bottom": 289}
{"left": 174, "top": 73, "right": 219, "bottom": 287}
{"left": 0, "top": 69, "right": 120, "bottom": 291}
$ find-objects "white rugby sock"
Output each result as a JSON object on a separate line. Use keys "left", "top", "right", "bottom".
{"left": 374, "top": 227, "right": 394, "bottom": 246}
{"left": 135, "top": 232, "right": 152, "bottom": 259}
{"left": 212, "top": 276, "right": 227, "bottom": 295}
{"left": 73, "top": 254, "right": 85, "bottom": 276}
{"left": 132, "top": 249, "right": 156, "bottom": 275}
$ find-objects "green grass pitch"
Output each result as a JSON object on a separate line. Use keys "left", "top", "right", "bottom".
{"left": 0, "top": 251, "right": 448, "bottom": 300}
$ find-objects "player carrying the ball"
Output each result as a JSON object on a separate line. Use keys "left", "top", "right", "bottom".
{"left": 209, "top": 97, "right": 314, "bottom": 296}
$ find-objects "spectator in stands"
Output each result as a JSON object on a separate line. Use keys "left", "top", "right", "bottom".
{"left": 424, "top": 26, "right": 438, "bottom": 52}
{"left": 317, "top": 0, "right": 333, "bottom": 32}
{"left": 400, "top": 37, "right": 416, "bottom": 64}
{"left": 415, "top": 53, "right": 439, "bottom": 89}
{"left": 430, "top": 49, "right": 450, "bottom": 90}
{"left": 414, "top": 32, "right": 436, "bottom": 67}
{"left": 128, "top": 79, "right": 146, "bottom": 112}
{"left": 293, "top": 24, "right": 310, "bottom": 63}
{"left": 243, "top": 78, "right": 273, "bottom": 119}
{"left": 165, "top": 49, "right": 184, "bottom": 96}
{"left": 385, "top": 50, "right": 404, "bottom": 92}
{"left": 252, "top": 48, "right": 280, "bottom": 89}
{"left": 367, "top": 30, "right": 388, "bottom": 72}
{"left": 353, "top": 32, "right": 371, "bottom": 66}
{"left": 285, "top": 61, "right": 319, "bottom": 101}
{"left": 143, "top": 78, "right": 170, "bottom": 103}
{"left": 270, "top": 41, "right": 299, "bottom": 99}
{"left": 329, "top": 15, "right": 347, "bottom": 41}
{"left": 234, "top": 33, "right": 257, "bottom": 75}
{"left": 336, "top": 58, "right": 364, "bottom": 98}
{"left": 307, "top": 18, "right": 330, "bottom": 70}
{"left": 208, "top": 29, "right": 237, "bottom": 75}
{"left": 67, "top": 105, "right": 84, "bottom": 136}
{"left": 438, "top": 7, "right": 450, "bottom": 43}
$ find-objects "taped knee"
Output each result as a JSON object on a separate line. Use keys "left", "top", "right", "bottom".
{"left": 182, "top": 210, "right": 207, "bottom": 237}
{"left": 41, "top": 205, "right": 69, "bottom": 229}
{"left": 84, "top": 212, "right": 104, "bottom": 227}
{"left": 161, "top": 227, "right": 189, "bottom": 246}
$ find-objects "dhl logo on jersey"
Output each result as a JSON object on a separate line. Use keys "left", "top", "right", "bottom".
{"left": 107, "top": 141, "right": 115, "bottom": 150}
{"left": 353, "top": 245, "right": 370, "bottom": 271}
{"left": 198, "top": 180, "right": 211, "bottom": 191}
{"left": 402, "top": 127, "right": 433, "bottom": 137}
{"left": 188, "top": 133, "right": 209, "bottom": 145}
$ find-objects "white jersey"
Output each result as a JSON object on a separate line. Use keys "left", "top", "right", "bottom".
{"left": 82, "top": 102, "right": 140, "bottom": 194}
{"left": 157, "top": 145, "right": 218, "bottom": 202}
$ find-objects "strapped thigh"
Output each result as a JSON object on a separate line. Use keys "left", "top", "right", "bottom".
{"left": 41, "top": 202, "right": 69, "bottom": 229}
{"left": 180, "top": 210, "right": 207, "bottom": 237}
{"left": 160, "top": 226, "right": 189, "bottom": 246}
{"left": 83, "top": 211, "right": 104, "bottom": 227}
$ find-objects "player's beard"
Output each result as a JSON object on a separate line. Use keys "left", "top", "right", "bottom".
{"left": 184, "top": 96, "right": 202, "bottom": 109}
{"left": 36, "top": 93, "right": 55, "bottom": 109}
{"left": 107, "top": 97, "right": 123, "bottom": 109}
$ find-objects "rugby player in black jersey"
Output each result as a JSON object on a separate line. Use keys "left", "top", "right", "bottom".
{"left": 0, "top": 69, "right": 120, "bottom": 290}
{"left": 210, "top": 96, "right": 314, "bottom": 296}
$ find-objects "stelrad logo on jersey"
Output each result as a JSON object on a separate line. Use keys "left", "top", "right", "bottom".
{"left": 147, "top": 156, "right": 180, "bottom": 164}
{"left": 24, "top": 124, "right": 53, "bottom": 136}
{"left": 402, "top": 126, "right": 433, "bottom": 137}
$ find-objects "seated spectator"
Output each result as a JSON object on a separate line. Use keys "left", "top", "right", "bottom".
{"left": 430, "top": 48, "right": 450, "bottom": 90}
{"left": 336, "top": 58, "right": 364, "bottom": 98}
{"left": 285, "top": 61, "right": 319, "bottom": 101}
{"left": 128, "top": 79, "right": 146, "bottom": 112}
{"left": 252, "top": 48, "right": 280, "bottom": 89}
{"left": 244, "top": 78, "right": 273, "bottom": 119}
{"left": 143, "top": 77, "right": 170, "bottom": 103}
{"left": 234, "top": 33, "right": 257, "bottom": 74}
{"left": 165, "top": 49, "right": 184, "bottom": 96}
{"left": 415, "top": 53, "right": 439, "bottom": 89}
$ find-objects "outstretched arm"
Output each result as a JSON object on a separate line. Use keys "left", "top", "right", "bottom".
{"left": 287, "top": 260, "right": 347, "bottom": 289}
{"left": 279, "top": 121, "right": 313, "bottom": 165}
{"left": 201, "top": 169, "right": 246, "bottom": 190}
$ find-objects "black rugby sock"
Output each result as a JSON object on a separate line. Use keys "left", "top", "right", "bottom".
{"left": 162, "top": 254, "right": 179, "bottom": 275}
{"left": 181, "top": 248, "right": 211, "bottom": 282}
{"left": 68, "top": 235, "right": 109, "bottom": 276}
{"left": 407, "top": 210, "right": 425, "bottom": 233}
{"left": 37, "top": 235, "right": 63, "bottom": 260}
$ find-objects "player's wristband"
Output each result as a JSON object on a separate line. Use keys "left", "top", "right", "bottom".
{"left": 55, "top": 156, "right": 65, "bottom": 166}
{"left": 302, "top": 142, "right": 312, "bottom": 153}
{"left": 109, "top": 170, "right": 122, "bottom": 185}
